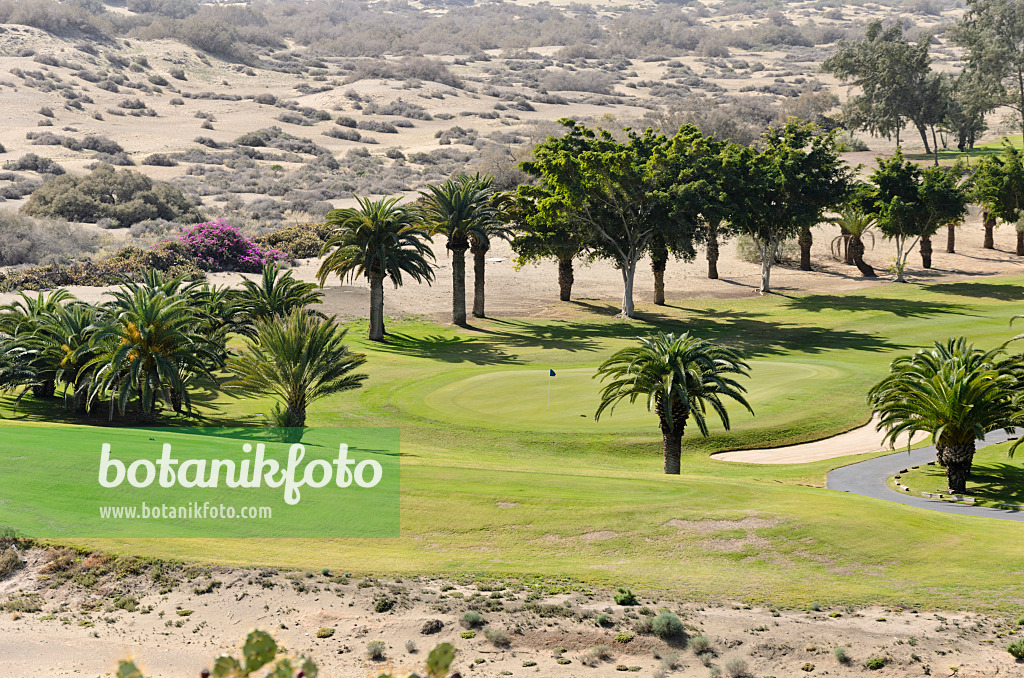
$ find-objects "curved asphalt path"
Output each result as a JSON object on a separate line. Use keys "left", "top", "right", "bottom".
{"left": 826, "top": 429, "right": 1024, "bottom": 522}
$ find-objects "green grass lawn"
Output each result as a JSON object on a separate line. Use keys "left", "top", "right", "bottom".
{"left": 893, "top": 441, "right": 1024, "bottom": 508}
{"left": 4, "top": 276, "right": 1024, "bottom": 610}
{"left": 905, "top": 135, "right": 1023, "bottom": 166}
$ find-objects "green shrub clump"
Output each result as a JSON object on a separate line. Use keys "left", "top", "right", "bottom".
{"left": 614, "top": 587, "right": 638, "bottom": 606}
{"left": 367, "top": 640, "right": 386, "bottom": 659}
{"left": 21, "top": 165, "right": 202, "bottom": 228}
{"left": 864, "top": 656, "right": 887, "bottom": 670}
{"left": 651, "top": 611, "right": 685, "bottom": 639}
{"left": 316, "top": 627, "right": 335, "bottom": 638}
{"left": 1008, "top": 638, "right": 1024, "bottom": 660}
{"left": 255, "top": 223, "right": 331, "bottom": 259}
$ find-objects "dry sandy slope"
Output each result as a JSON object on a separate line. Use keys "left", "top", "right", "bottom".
{"left": 1, "top": 547, "right": 1020, "bottom": 677}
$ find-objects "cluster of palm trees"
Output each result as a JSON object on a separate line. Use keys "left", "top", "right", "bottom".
{"left": 0, "top": 266, "right": 365, "bottom": 426}
{"left": 318, "top": 174, "right": 509, "bottom": 341}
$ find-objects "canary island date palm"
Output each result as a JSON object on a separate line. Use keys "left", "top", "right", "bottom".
{"left": 86, "top": 284, "right": 221, "bottom": 419}
{"left": 595, "top": 332, "right": 753, "bottom": 474}
{"left": 25, "top": 303, "right": 102, "bottom": 412}
{"left": 226, "top": 309, "right": 367, "bottom": 428}
{"left": 317, "top": 196, "right": 435, "bottom": 341}
{"left": 830, "top": 207, "right": 877, "bottom": 277}
{"left": 868, "top": 338, "right": 1024, "bottom": 494}
{"left": 233, "top": 263, "right": 325, "bottom": 337}
{"left": 420, "top": 175, "right": 498, "bottom": 326}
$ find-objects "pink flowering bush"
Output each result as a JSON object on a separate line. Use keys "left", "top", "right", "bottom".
{"left": 176, "top": 220, "right": 286, "bottom": 272}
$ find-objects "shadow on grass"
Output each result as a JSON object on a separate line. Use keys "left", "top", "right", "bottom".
{"left": 783, "top": 293, "right": 970, "bottom": 318}
{"left": 478, "top": 301, "right": 905, "bottom": 359}
{"left": 372, "top": 332, "right": 524, "bottom": 365}
{"left": 921, "top": 282, "right": 1024, "bottom": 302}
{"left": 966, "top": 463, "right": 1024, "bottom": 505}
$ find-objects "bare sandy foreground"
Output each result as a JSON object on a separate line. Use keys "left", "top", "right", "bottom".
{"left": 1, "top": 548, "right": 1021, "bottom": 677}
{"left": 3, "top": 209, "right": 1023, "bottom": 318}
{"left": 713, "top": 415, "right": 930, "bottom": 464}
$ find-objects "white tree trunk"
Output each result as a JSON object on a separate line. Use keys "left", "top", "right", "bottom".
{"left": 620, "top": 260, "right": 637, "bottom": 317}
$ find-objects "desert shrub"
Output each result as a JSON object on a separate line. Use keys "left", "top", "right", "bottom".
{"left": 385, "top": 147, "right": 405, "bottom": 160}
{"left": 168, "top": 67, "right": 186, "bottom": 80}
{"left": 335, "top": 115, "right": 358, "bottom": 128}
{"left": 254, "top": 93, "right": 277, "bottom": 105}
{"left": 0, "top": 212, "right": 98, "bottom": 266}
{"left": 2, "top": 593, "right": 42, "bottom": 613}
{"left": 689, "top": 634, "right": 712, "bottom": 654}
{"left": 1008, "top": 639, "right": 1024, "bottom": 659}
{"left": 834, "top": 646, "right": 851, "bottom": 664}
{"left": 724, "top": 657, "right": 749, "bottom": 677}
{"left": 0, "top": 547, "right": 24, "bottom": 581}
{"left": 580, "top": 645, "right": 613, "bottom": 666}
{"left": 367, "top": 640, "right": 386, "bottom": 660}
{"left": 316, "top": 627, "right": 335, "bottom": 638}
{"left": 254, "top": 223, "right": 327, "bottom": 259}
{"left": 119, "top": 97, "right": 147, "bottom": 110}
{"left": 864, "top": 656, "right": 887, "bottom": 669}
{"left": 323, "top": 127, "right": 361, "bottom": 141}
{"left": 374, "top": 597, "right": 395, "bottom": 613}
{"left": 614, "top": 588, "right": 638, "bottom": 606}
{"left": 595, "top": 613, "right": 613, "bottom": 627}
{"left": 541, "top": 70, "right": 615, "bottom": 94}
{"left": 4, "top": 153, "right": 65, "bottom": 175}
{"left": 177, "top": 220, "right": 285, "bottom": 272}
{"left": 357, "top": 120, "right": 398, "bottom": 134}
{"left": 484, "top": 626, "right": 511, "bottom": 647}
{"left": 81, "top": 135, "right": 124, "bottom": 154}
{"left": 38, "top": 105, "right": 54, "bottom": 118}
{"left": 462, "top": 611, "right": 485, "bottom": 627}
{"left": 142, "top": 153, "right": 178, "bottom": 167}
{"left": 0, "top": 143, "right": 5, "bottom": 153}
{"left": 21, "top": 165, "right": 200, "bottom": 227}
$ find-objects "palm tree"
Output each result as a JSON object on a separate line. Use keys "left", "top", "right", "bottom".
{"left": 226, "top": 309, "right": 367, "bottom": 428}
{"left": 465, "top": 176, "right": 512, "bottom": 318}
{"left": 233, "top": 263, "right": 325, "bottom": 337}
{"left": 317, "top": 196, "right": 435, "bottom": 341}
{"left": 830, "top": 208, "right": 876, "bottom": 277}
{"left": 25, "top": 303, "right": 101, "bottom": 412}
{"left": 868, "top": 338, "right": 1024, "bottom": 494}
{"left": 420, "top": 174, "right": 498, "bottom": 326}
{"left": 0, "top": 290, "right": 77, "bottom": 398}
{"left": 595, "top": 332, "right": 753, "bottom": 474}
{"left": 87, "top": 283, "right": 221, "bottom": 419}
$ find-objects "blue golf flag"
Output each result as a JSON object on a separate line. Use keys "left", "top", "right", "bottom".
{"left": 549, "top": 369, "right": 556, "bottom": 377}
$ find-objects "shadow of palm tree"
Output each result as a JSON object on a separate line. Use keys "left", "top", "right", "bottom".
{"left": 372, "top": 332, "right": 523, "bottom": 365}
{"left": 782, "top": 294, "right": 971, "bottom": 318}
{"left": 921, "top": 282, "right": 1024, "bottom": 302}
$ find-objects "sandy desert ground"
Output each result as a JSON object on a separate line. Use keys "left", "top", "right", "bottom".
{"left": 3, "top": 545, "right": 1023, "bottom": 678}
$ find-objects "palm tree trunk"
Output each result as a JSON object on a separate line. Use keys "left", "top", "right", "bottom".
{"left": 1017, "top": 228, "right": 1024, "bottom": 256}
{"left": 451, "top": 246, "right": 468, "bottom": 326}
{"left": 919, "top": 235, "right": 932, "bottom": 269}
{"left": 651, "top": 241, "right": 667, "bottom": 306}
{"left": 983, "top": 211, "right": 995, "bottom": 249}
{"left": 946, "top": 223, "right": 955, "bottom": 253}
{"left": 472, "top": 245, "right": 487, "bottom": 318}
{"left": 850, "top": 236, "right": 876, "bottom": 277}
{"left": 798, "top": 225, "right": 812, "bottom": 271}
{"left": 557, "top": 256, "right": 574, "bottom": 301}
{"left": 32, "top": 379, "right": 55, "bottom": 399}
{"left": 706, "top": 221, "right": 720, "bottom": 279}
{"left": 662, "top": 430, "right": 682, "bottom": 475}
{"left": 368, "top": 273, "right": 385, "bottom": 341}
{"left": 941, "top": 440, "right": 976, "bottom": 495}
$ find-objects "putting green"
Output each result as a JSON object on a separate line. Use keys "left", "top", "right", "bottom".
{"left": 421, "top": 360, "right": 845, "bottom": 432}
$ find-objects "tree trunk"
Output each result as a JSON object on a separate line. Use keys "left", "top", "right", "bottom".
{"left": 917, "top": 123, "right": 931, "bottom": 156}
{"left": 758, "top": 242, "right": 774, "bottom": 294}
{"left": 940, "top": 440, "right": 976, "bottom": 495}
{"left": 651, "top": 240, "right": 667, "bottom": 306}
{"left": 368, "top": 273, "right": 385, "bottom": 341}
{"left": 662, "top": 429, "right": 682, "bottom": 475}
{"left": 930, "top": 125, "right": 939, "bottom": 166}
{"left": 169, "top": 388, "right": 184, "bottom": 413}
{"left": 798, "top": 225, "right": 812, "bottom": 271}
{"left": 1017, "top": 229, "right": 1024, "bottom": 256}
{"left": 983, "top": 211, "right": 995, "bottom": 249}
{"left": 620, "top": 260, "right": 636, "bottom": 317}
{"left": 472, "top": 245, "right": 486, "bottom": 319}
{"left": 31, "top": 379, "right": 55, "bottom": 399}
{"left": 849, "top": 236, "right": 876, "bottom": 277}
{"left": 557, "top": 256, "right": 574, "bottom": 301}
{"left": 706, "top": 221, "right": 720, "bottom": 279}
{"left": 919, "top": 235, "right": 932, "bottom": 269}
{"left": 450, "top": 246, "right": 468, "bottom": 326}
{"left": 946, "top": 223, "right": 955, "bottom": 253}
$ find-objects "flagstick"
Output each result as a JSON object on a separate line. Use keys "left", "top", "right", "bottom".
{"left": 547, "top": 373, "right": 551, "bottom": 410}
